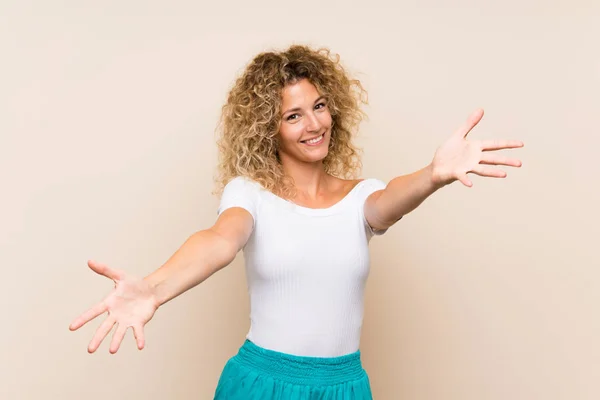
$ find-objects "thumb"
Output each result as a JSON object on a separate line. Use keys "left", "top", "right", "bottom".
{"left": 87, "top": 260, "right": 125, "bottom": 282}
{"left": 457, "top": 173, "right": 473, "bottom": 187}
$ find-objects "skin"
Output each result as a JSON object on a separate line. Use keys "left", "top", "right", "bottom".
{"left": 277, "top": 79, "right": 361, "bottom": 208}
{"left": 69, "top": 78, "right": 524, "bottom": 354}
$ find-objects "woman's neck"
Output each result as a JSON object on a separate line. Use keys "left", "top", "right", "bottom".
{"left": 281, "top": 159, "right": 332, "bottom": 199}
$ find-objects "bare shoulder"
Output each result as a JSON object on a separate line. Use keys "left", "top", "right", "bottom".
{"left": 330, "top": 177, "right": 364, "bottom": 196}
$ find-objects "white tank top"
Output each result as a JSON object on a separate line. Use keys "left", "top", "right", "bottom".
{"left": 217, "top": 176, "right": 387, "bottom": 357}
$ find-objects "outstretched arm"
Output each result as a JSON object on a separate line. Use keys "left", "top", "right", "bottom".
{"left": 145, "top": 207, "right": 254, "bottom": 306}
{"left": 69, "top": 207, "right": 254, "bottom": 353}
{"left": 364, "top": 109, "right": 524, "bottom": 231}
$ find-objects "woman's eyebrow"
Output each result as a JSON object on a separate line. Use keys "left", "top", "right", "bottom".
{"left": 282, "top": 96, "right": 326, "bottom": 115}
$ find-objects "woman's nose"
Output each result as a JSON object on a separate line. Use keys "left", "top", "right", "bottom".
{"left": 305, "top": 112, "right": 322, "bottom": 132}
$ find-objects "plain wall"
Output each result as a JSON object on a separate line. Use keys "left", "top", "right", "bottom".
{"left": 1, "top": 1, "right": 598, "bottom": 399}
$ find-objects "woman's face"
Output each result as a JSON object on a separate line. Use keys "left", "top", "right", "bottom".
{"left": 277, "top": 79, "right": 332, "bottom": 165}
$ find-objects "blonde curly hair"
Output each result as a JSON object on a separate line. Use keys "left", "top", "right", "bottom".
{"left": 215, "top": 44, "right": 367, "bottom": 199}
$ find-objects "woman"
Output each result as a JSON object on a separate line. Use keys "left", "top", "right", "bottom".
{"left": 69, "top": 45, "right": 523, "bottom": 399}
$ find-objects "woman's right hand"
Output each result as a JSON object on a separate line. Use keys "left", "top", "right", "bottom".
{"left": 69, "top": 260, "right": 159, "bottom": 354}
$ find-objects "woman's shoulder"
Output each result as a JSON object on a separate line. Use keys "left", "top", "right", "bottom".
{"left": 226, "top": 175, "right": 262, "bottom": 186}
{"left": 222, "top": 176, "right": 263, "bottom": 196}
{"left": 340, "top": 178, "right": 364, "bottom": 192}
{"left": 342, "top": 177, "right": 387, "bottom": 203}
{"left": 338, "top": 177, "right": 386, "bottom": 193}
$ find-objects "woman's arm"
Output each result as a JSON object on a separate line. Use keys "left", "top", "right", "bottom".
{"left": 69, "top": 207, "right": 254, "bottom": 353}
{"left": 145, "top": 207, "right": 254, "bottom": 307}
{"left": 364, "top": 165, "right": 441, "bottom": 230}
{"left": 364, "top": 109, "right": 524, "bottom": 232}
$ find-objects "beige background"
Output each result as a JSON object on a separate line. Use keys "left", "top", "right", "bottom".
{"left": 1, "top": 1, "right": 598, "bottom": 399}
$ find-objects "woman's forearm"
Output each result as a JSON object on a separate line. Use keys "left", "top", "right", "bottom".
{"left": 372, "top": 164, "right": 443, "bottom": 225}
{"left": 144, "top": 229, "right": 238, "bottom": 307}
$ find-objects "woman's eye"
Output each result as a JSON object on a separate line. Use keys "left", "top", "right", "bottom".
{"left": 287, "top": 114, "right": 299, "bottom": 121}
{"left": 315, "top": 102, "right": 326, "bottom": 110}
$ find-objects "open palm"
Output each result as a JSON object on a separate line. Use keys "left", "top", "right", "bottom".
{"left": 69, "top": 260, "right": 159, "bottom": 353}
{"left": 432, "top": 109, "right": 524, "bottom": 187}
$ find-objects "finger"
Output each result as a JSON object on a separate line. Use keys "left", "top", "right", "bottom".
{"left": 109, "top": 323, "right": 128, "bottom": 354}
{"left": 457, "top": 173, "right": 473, "bottom": 187}
{"left": 471, "top": 166, "right": 507, "bottom": 178}
{"left": 88, "top": 316, "right": 116, "bottom": 353}
{"left": 480, "top": 153, "right": 522, "bottom": 167}
{"left": 480, "top": 139, "right": 524, "bottom": 151}
{"left": 88, "top": 260, "right": 124, "bottom": 282}
{"left": 69, "top": 302, "right": 108, "bottom": 331}
{"left": 455, "top": 108, "right": 484, "bottom": 138}
{"left": 132, "top": 325, "right": 146, "bottom": 350}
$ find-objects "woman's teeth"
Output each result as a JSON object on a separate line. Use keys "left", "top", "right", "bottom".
{"left": 304, "top": 134, "right": 323, "bottom": 144}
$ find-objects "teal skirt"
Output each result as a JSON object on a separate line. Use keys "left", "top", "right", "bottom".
{"left": 214, "top": 340, "right": 373, "bottom": 399}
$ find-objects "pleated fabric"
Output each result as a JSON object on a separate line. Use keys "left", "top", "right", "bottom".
{"left": 214, "top": 340, "right": 373, "bottom": 399}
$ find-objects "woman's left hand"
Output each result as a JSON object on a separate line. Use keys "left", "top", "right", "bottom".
{"left": 431, "top": 108, "right": 524, "bottom": 188}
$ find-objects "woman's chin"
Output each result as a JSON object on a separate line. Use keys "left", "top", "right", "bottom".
{"left": 302, "top": 148, "right": 329, "bottom": 163}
